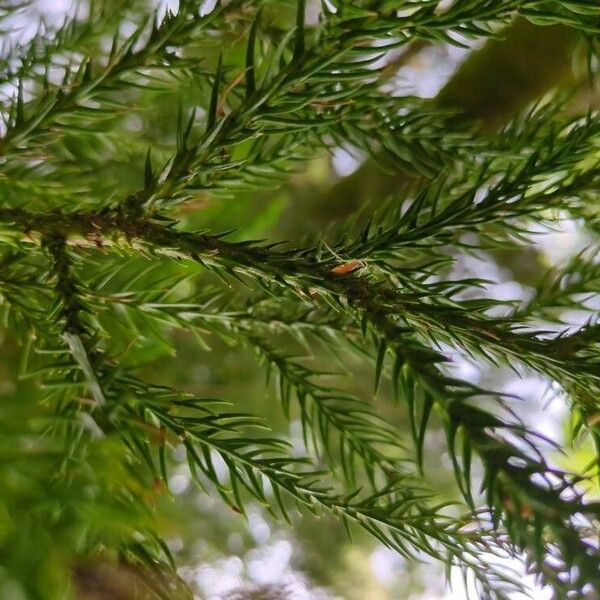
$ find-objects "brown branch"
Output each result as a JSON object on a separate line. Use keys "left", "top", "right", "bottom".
{"left": 1, "top": 206, "right": 597, "bottom": 399}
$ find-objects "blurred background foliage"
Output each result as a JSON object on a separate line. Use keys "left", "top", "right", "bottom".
{"left": 0, "top": 1, "right": 599, "bottom": 599}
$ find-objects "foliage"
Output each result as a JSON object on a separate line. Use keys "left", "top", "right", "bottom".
{"left": 0, "top": 1, "right": 600, "bottom": 599}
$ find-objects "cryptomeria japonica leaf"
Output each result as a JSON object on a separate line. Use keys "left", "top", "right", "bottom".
{"left": 0, "top": 1, "right": 600, "bottom": 599}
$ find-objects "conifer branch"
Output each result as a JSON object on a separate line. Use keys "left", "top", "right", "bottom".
{"left": 393, "top": 357, "right": 600, "bottom": 594}
{"left": 0, "top": 0, "right": 241, "bottom": 155}
{"left": 2, "top": 203, "right": 600, "bottom": 410}
{"left": 115, "top": 375, "right": 535, "bottom": 599}
{"left": 42, "top": 233, "right": 105, "bottom": 406}
{"left": 2, "top": 2, "right": 600, "bottom": 598}
{"left": 84, "top": 281, "right": 411, "bottom": 486}
{"left": 6, "top": 202, "right": 600, "bottom": 592}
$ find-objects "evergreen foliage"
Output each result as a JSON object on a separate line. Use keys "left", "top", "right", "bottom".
{"left": 1, "top": 1, "right": 600, "bottom": 598}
